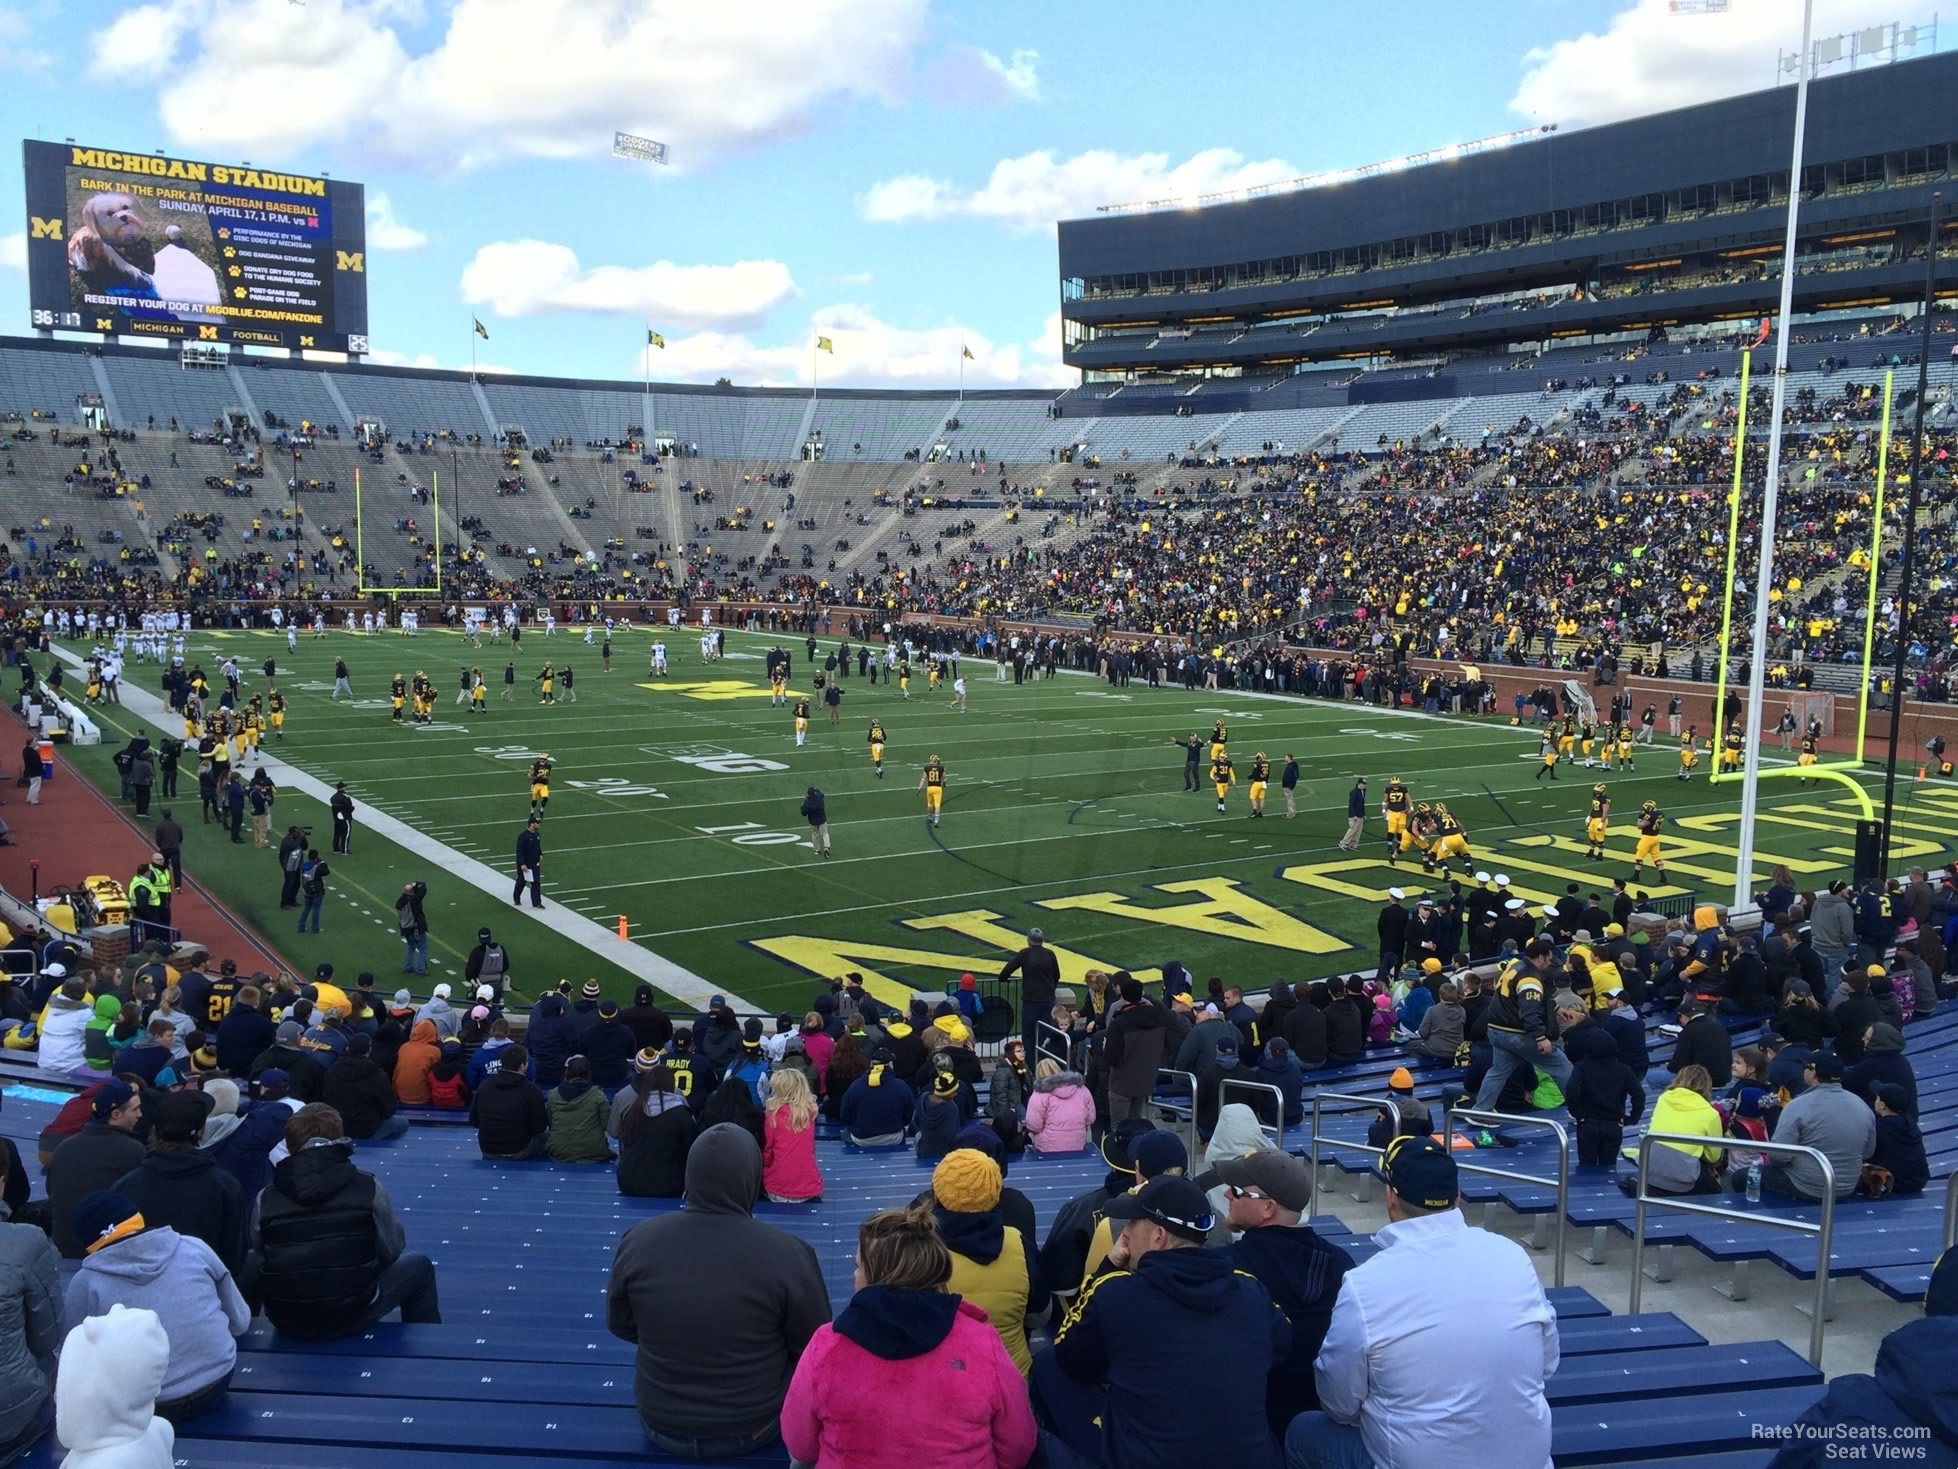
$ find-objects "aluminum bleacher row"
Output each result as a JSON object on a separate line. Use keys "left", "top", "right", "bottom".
{"left": 0, "top": 992, "right": 1877, "bottom": 1467}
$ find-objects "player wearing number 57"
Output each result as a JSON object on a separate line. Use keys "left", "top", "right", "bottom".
{"left": 515, "top": 818, "right": 544, "bottom": 907}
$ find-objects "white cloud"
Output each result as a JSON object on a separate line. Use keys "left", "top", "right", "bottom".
{"left": 460, "top": 241, "right": 798, "bottom": 330}
{"left": 88, "top": 0, "right": 205, "bottom": 78}
{"left": 860, "top": 146, "right": 1300, "bottom": 232}
{"left": 1510, "top": 0, "right": 1909, "bottom": 128}
{"left": 365, "top": 192, "right": 427, "bottom": 251}
{"left": 0, "top": 6, "right": 51, "bottom": 69}
{"left": 637, "top": 304, "right": 1072, "bottom": 390}
{"left": 98, "top": 0, "right": 927, "bottom": 166}
{"left": 0, "top": 232, "right": 24, "bottom": 271}
{"left": 977, "top": 46, "right": 1041, "bottom": 101}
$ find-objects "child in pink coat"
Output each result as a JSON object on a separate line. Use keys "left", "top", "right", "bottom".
{"left": 762, "top": 1071, "right": 824, "bottom": 1203}
{"left": 782, "top": 1205, "right": 1035, "bottom": 1469}
{"left": 1023, "top": 1060, "right": 1096, "bottom": 1153}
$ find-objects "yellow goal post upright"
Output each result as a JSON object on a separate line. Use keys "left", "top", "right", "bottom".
{"left": 352, "top": 465, "right": 445, "bottom": 606}
{"left": 1708, "top": 358, "right": 1896, "bottom": 834}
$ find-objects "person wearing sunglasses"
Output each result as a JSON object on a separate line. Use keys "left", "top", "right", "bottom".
{"left": 1211, "top": 1151, "right": 1351, "bottom": 1442}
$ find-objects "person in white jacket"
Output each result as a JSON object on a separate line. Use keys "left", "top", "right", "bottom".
{"left": 34, "top": 974, "right": 93, "bottom": 1076}
{"left": 1289, "top": 1136, "right": 1559, "bottom": 1469}
{"left": 55, "top": 1303, "right": 176, "bottom": 1469}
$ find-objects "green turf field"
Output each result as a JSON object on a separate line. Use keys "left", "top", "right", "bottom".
{"left": 46, "top": 627, "right": 1958, "bottom": 1017}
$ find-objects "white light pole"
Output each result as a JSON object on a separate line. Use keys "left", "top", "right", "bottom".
{"left": 1732, "top": 0, "right": 1815, "bottom": 916}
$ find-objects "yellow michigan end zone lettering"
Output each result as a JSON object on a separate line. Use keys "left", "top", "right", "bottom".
{"left": 1037, "top": 877, "right": 1346, "bottom": 954}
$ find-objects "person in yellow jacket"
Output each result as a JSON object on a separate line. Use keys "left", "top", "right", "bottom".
{"left": 1075, "top": 1128, "right": 1197, "bottom": 1290}
{"left": 930, "top": 1149, "right": 1045, "bottom": 1376}
{"left": 1624, "top": 1066, "right": 1725, "bottom": 1194}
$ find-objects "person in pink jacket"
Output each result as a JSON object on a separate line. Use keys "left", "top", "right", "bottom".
{"left": 799, "top": 1014, "right": 836, "bottom": 1093}
{"left": 762, "top": 1070, "right": 824, "bottom": 1203}
{"left": 1023, "top": 1060, "right": 1096, "bottom": 1154}
{"left": 782, "top": 1204, "right": 1035, "bottom": 1469}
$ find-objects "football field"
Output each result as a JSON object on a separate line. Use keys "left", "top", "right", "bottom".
{"left": 52, "top": 626, "right": 1958, "bottom": 1017}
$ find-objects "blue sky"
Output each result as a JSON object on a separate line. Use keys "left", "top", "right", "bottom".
{"left": 0, "top": 0, "right": 1935, "bottom": 388}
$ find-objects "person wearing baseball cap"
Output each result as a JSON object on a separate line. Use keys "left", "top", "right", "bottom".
{"left": 1077, "top": 1129, "right": 1192, "bottom": 1289}
{"left": 1037, "top": 1119, "right": 1159, "bottom": 1292}
{"left": 1212, "top": 1149, "right": 1352, "bottom": 1436}
{"left": 45, "top": 1079, "right": 147, "bottom": 1257}
{"left": 1291, "top": 1135, "right": 1557, "bottom": 1468}
{"left": 1755, "top": 1050, "right": 1875, "bottom": 1202}
{"left": 1032, "top": 1175, "right": 1292, "bottom": 1469}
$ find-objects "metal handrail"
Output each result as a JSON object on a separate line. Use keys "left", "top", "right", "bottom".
{"left": 1444, "top": 1107, "right": 1571, "bottom": 1287}
{"left": 1035, "top": 1019, "right": 1073, "bottom": 1066}
{"left": 1629, "top": 1133, "right": 1836, "bottom": 1367}
{"left": 1151, "top": 1067, "right": 1199, "bottom": 1155}
{"left": 1307, "top": 1091, "right": 1393, "bottom": 1185}
{"left": 1221, "top": 1077, "right": 1287, "bottom": 1149}
{"left": 1944, "top": 1171, "right": 1958, "bottom": 1255}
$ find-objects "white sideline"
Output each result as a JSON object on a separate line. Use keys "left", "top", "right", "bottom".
{"left": 47, "top": 645, "right": 751, "bottom": 1012}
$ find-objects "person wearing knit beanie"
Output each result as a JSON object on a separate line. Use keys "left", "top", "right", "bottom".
{"left": 932, "top": 1148, "right": 1003, "bottom": 1214}
{"left": 915, "top": 1067, "right": 966, "bottom": 1161}
{"left": 930, "top": 1148, "right": 1044, "bottom": 1374}
{"left": 1388, "top": 1067, "right": 1415, "bottom": 1094}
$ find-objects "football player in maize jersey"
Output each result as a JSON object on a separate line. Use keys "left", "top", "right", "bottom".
{"left": 1632, "top": 801, "right": 1665, "bottom": 882}
{"left": 1381, "top": 778, "right": 1413, "bottom": 863}
{"left": 1210, "top": 752, "right": 1235, "bottom": 813}
{"left": 1615, "top": 723, "right": 1635, "bottom": 771}
{"left": 1584, "top": 784, "right": 1612, "bottom": 862}
{"left": 1797, "top": 731, "right": 1819, "bottom": 782}
{"left": 390, "top": 673, "right": 407, "bottom": 723}
{"left": 1557, "top": 716, "right": 1578, "bottom": 761}
{"left": 528, "top": 754, "right": 554, "bottom": 819}
{"left": 1424, "top": 803, "right": 1470, "bottom": 879}
{"left": 919, "top": 754, "right": 946, "bottom": 826}
{"left": 793, "top": 697, "right": 811, "bottom": 748}
{"left": 471, "top": 668, "right": 488, "bottom": 712}
{"left": 1247, "top": 753, "right": 1270, "bottom": 818}
{"left": 898, "top": 657, "right": 912, "bottom": 699}
{"left": 535, "top": 663, "right": 556, "bottom": 705}
{"left": 267, "top": 689, "right": 287, "bottom": 741}
{"left": 868, "top": 718, "right": 887, "bottom": 778}
{"left": 1578, "top": 720, "right": 1597, "bottom": 767}
{"left": 770, "top": 665, "right": 787, "bottom": 706}
{"left": 1678, "top": 903, "right": 1737, "bottom": 998}
{"left": 1210, "top": 720, "right": 1229, "bottom": 763}
{"left": 1679, "top": 726, "right": 1700, "bottom": 780}
{"left": 1407, "top": 802, "right": 1438, "bottom": 861}
{"left": 1720, "top": 722, "right": 1744, "bottom": 772}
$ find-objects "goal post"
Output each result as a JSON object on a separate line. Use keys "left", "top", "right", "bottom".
{"left": 352, "top": 465, "right": 444, "bottom": 600}
{"left": 1711, "top": 360, "right": 1895, "bottom": 806}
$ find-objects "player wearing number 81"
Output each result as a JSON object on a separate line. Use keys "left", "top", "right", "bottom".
{"left": 1584, "top": 785, "right": 1612, "bottom": 863}
{"left": 919, "top": 756, "right": 946, "bottom": 827}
